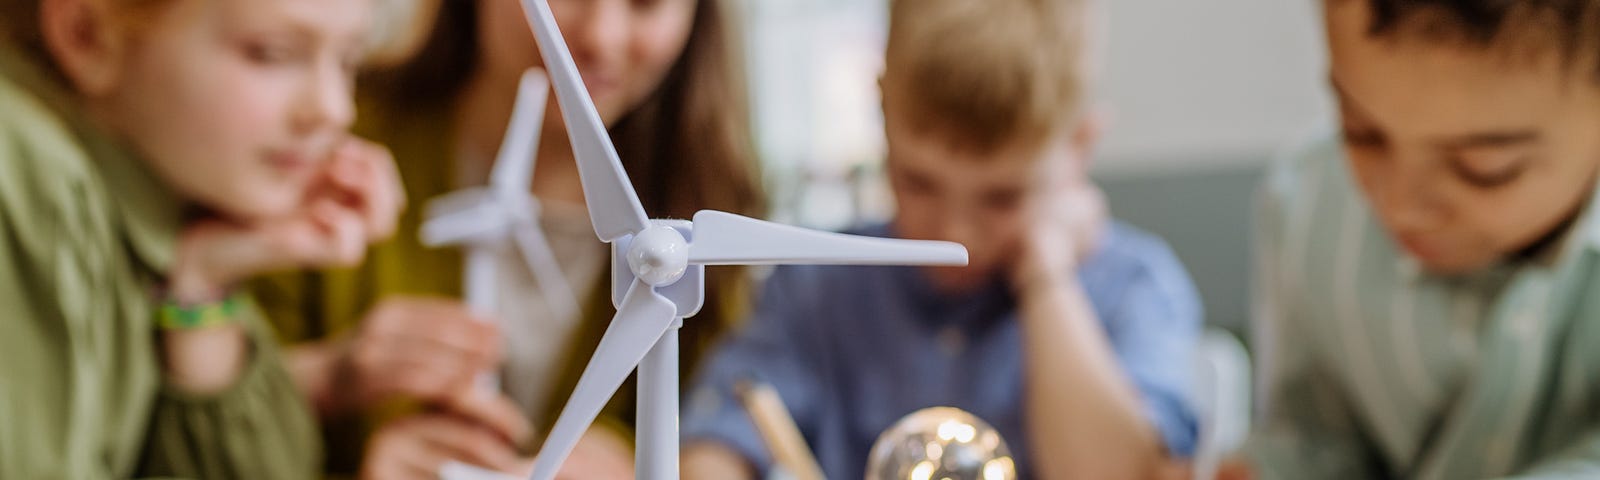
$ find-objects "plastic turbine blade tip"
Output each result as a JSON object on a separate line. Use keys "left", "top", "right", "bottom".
{"left": 490, "top": 69, "right": 550, "bottom": 194}
{"left": 517, "top": 0, "right": 651, "bottom": 242}
{"left": 527, "top": 278, "right": 677, "bottom": 480}
{"left": 420, "top": 201, "right": 506, "bottom": 247}
{"left": 687, "top": 210, "right": 970, "bottom": 266}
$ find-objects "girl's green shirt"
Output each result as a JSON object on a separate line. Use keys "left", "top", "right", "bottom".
{"left": 0, "top": 46, "right": 319, "bottom": 479}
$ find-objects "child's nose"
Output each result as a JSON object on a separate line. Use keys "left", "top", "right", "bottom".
{"left": 569, "top": 0, "right": 629, "bottom": 70}
{"left": 1380, "top": 176, "right": 1448, "bottom": 232}
{"left": 292, "top": 64, "right": 356, "bottom": 135}
{"left": 937, "top": 214, "right": 982, "bottom": 249}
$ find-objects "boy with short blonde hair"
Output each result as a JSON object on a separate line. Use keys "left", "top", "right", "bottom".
{"left": 681, "top": 0, "right": 1200, "bottom": 478}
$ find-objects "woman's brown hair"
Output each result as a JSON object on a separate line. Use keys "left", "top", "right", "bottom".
{"left": 362, "top": 0, "right": 765, "bottom": 352}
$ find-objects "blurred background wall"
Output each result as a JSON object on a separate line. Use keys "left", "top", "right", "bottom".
{"left": 743, "top": 0, "right": 1333, "bottom": 335}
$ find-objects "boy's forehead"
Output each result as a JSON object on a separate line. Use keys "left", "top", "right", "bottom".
{"left": 1326, "top": 3, "right": 1597, "bottom": 135}
{"left": 1329, "top": 54, "right": 1564, "bottom": 131}
{"left": 888, "top": 119, "right": 1066, "bottom": 182}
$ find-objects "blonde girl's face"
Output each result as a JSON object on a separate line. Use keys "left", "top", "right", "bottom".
{"left": 93, "top": 0, "right": 373, "bottom": 221}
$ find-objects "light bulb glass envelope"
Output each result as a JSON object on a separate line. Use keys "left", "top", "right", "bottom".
{"left": 866, "top": 407, "right": 1016, "bottom": 480}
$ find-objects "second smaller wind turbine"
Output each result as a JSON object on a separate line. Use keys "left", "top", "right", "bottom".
{"left": 421, "top": 68, "right": 580, "bottom": 390}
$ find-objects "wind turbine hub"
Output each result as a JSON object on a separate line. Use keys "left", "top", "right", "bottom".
{"left": 627, "top": 225, "right": 689, "bottom": 287}
{"left": 496, "top": 190, "right": 539, "bottom": 222}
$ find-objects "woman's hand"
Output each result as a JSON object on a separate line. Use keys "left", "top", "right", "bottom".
{"left": 361, "top": 413, "right": 526, "bottom": 480}
{"left": 334, "top": 297, "right": 506, "bottom": 412}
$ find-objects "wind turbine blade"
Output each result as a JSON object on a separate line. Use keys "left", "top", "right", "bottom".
{"left": 517, "top": 0, "right": 651, "bottom": 242}
{"left": 424, "top": 188, "right": 492, "bottom": 220}
{"left": 686, "top": 210, "right": 970, "bottom": 266}
{"left": 527, "top": 279, "right": 677, "bottom": 480}
{"left": 440, "top": 460, "right": 522, "bottom": 480}
{"left": 421, "top": 201, "right": 506, "bottom": 247}
{"left": 490, "top": 69, "right": 550, "bottom": 194}
{"left": 511, "top": 220, "right": 580, "bottom": 321}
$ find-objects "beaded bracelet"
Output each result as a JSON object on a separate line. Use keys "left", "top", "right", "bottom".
{"left": 156, "top": 294, "right": 242, "bottom": 330}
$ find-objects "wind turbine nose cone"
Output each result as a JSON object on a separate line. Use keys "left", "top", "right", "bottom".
{"left": 627, "top": 225, "right": 689, "bottom": 286}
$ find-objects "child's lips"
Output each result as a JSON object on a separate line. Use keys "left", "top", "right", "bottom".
{"left": 584, "top": 75, "right": 621, "bottom": 97}
{"left": 265, "top": 151, "right": 315, "bottom": 175}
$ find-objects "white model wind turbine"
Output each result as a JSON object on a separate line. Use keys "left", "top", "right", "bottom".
{"left": 421, "top": 68, "right": 580, "bottom": 390}
{"left": 516, "top": 1, "right": 970, "bottom": 479}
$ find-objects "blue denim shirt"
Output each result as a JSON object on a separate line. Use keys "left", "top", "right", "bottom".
{"left": 682, "top": 221, "right": 1201, "bottom": 479}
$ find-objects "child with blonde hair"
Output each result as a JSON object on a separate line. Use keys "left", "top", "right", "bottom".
{"left": 0, "top": 0, "right": 402, "bottom": 476}
{"left": 681, "top": 0, "right": 1200, "bottom": 478}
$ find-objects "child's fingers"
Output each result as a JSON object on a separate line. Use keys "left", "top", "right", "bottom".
{"left": 310, "top": 200, "right": 368, "bottom": 267}
{"left": 349, "top": 140, "right": 406, "bottom": 239}
{"left": 367, "top": 142, "right": 407, "bottom": 235}
{"left": 324, "top": 139, "right": 406, "bottom": 241}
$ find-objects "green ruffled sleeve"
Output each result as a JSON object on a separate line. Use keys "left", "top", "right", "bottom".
{"left": 138, "top": 298, "right": 323, "bottom": 479}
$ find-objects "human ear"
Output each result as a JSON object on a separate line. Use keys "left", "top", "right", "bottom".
{"left": 39, "top": 0, "right": 129, "bottom": 96}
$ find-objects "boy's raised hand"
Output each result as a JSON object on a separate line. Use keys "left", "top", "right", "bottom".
{"left": 1009, "top": 174, "right": 1108, "bottom": 293}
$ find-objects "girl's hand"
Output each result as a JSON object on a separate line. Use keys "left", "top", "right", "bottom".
{"left": 161, "top": 137, "right": 404, "bottom": 395}
{"left": 169, "top": 137, "right": 405, "bottom": 300}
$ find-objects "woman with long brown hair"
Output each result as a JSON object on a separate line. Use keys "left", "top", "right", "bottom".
{"left": 255, "top": 0, "right": 764, "bottom": 477}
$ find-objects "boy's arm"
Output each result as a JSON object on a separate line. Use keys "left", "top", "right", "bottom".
{"left": 1013, "top": 236, "right": 1199, "bottom": 480}
{"left": 681, "top": 266, "right": 826, "bottom": 480}
{"left": 1234, "top": 157, "right": 1379, "bottom": 479}
{"left": 1010, "top": 181, "right": 1197, "bottom": 480}
{"left": 1235, "top": 350, "right": 1378, "bottom": 480}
